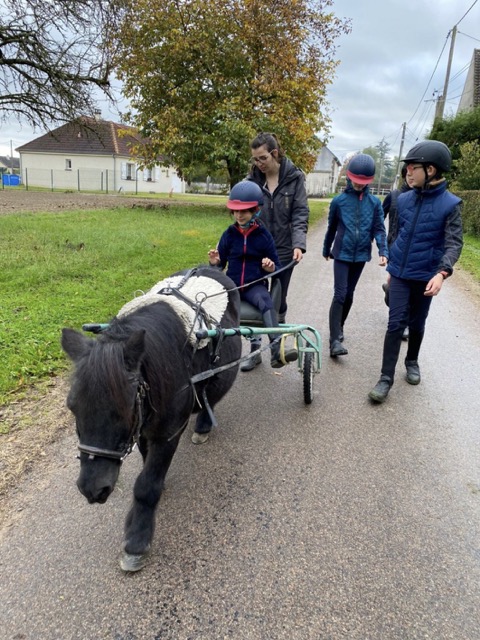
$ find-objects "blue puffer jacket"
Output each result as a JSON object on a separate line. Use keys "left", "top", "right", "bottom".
{"left": 388, "top": 181, "right": 462, "bottom": 280}
{"left": 322, "top": 182, "right": 388, "bottom": 262}
{"left": 217, "top": 221, "right": 280, "bottom": 288}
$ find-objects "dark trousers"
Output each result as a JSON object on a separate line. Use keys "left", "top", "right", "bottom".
{"left": 332, "top": 259, "right": 366, "bottom": 303}
{"left": 387, "top": 276, "right": 433, "bottom": 333}
{"left": 241, "top": 283, "right": 274, "bottom": 313}
{"left": 272, "top": 261, "right": 295, "bottom": 318}
{"left": 381, "top": 275, "right": 433, "bottom": 381}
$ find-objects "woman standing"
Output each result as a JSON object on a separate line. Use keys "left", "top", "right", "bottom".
{"left": 242, "top": 132, "right": 309, "bottom": 371}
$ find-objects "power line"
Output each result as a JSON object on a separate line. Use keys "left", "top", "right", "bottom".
{"left": 454, "top": 0, "right": 479, "bottom": 26}
{"left": 407, "top": 36, "right": 450, "bottom": 125}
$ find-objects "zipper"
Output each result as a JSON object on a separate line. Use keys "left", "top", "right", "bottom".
{"left": 353, "top": 191, "right": 363, "bottom": 262}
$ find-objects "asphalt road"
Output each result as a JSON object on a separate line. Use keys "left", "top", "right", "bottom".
{"left": 1, "top": 221, "right": 479, "bottom": 640}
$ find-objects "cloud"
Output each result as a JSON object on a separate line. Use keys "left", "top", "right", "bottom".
{"left": 326, "top": 0, "right": 480, "bottom": 160}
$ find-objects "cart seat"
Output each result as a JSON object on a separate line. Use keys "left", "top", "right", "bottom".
{"left": 239, "top": 278, "right": 282, "bottom": 327}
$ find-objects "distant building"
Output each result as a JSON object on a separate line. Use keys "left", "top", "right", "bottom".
{"left": 305, "top": 147, "right": 342, "bottom": 196}
{"left": 457, "top": 49, "right": 480, "bottom": 113}
{"left": 16, "top": 116, "right": 185, "bottom": 193}
{"left": 0, "top": 155, "right": 20, "bottom": 174}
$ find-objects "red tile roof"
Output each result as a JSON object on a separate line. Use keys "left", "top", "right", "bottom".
{"left": 16, "top": 117, "right": 147, "bottom": 158}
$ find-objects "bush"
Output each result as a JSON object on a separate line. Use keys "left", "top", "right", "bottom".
{"left": 452, "top": 189, "right": 480, "bottom": 236}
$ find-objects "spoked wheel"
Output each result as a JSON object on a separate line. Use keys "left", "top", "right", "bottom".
{"left": 303, "top": 351, "right": 315, "bottom": 404}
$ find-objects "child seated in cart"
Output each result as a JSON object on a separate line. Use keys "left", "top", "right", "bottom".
{"left": 208, "top": 181, "right": 297, "bottom": 369}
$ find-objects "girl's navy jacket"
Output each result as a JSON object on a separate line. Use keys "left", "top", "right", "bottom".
{"left": 217, "top": 221, "right": 280, "bottom": 288}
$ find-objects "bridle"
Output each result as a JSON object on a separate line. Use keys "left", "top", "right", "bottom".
{"left": 77, "top": 376, "right": 150, "bottom": 462}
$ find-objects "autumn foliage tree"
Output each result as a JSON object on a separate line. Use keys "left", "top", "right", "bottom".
{"left": 112, "top": 0, "right": 350, "bottom": 185}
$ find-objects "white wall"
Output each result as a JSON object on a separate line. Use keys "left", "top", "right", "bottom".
{"left": 19, "top": 152, "right": 185, "bottom": 194}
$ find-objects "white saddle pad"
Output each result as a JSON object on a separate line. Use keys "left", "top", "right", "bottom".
{"left": 117, "top": 274, "right": 229, "bottom": 348}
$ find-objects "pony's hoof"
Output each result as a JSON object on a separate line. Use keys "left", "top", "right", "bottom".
{"left": 120, "top": 551, "right": 149, "bottom": 572}
{"left": 191, "top": 431, "right": 209, "bottom": 444}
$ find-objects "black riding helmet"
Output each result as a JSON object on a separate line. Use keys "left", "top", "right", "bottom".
{"left": 402, "top": 140, "right": 452, "bottom": 173}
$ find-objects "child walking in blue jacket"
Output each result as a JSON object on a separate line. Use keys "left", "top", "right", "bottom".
{"left": 209, "top": 181, "right": 297, "bottom": 370}
{"left": 323, "top": 154, "right": 388, "bottom": 357}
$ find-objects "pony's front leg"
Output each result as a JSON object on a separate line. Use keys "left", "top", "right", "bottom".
{"left": 120, "top": 437, "right": 180, "bottom": 572}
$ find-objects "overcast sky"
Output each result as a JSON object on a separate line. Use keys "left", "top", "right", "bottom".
{"left": 326, "top": 0, "right": 480, "bottom": 161}
{"left": 1, "top": 0, "right": 479, "bottom": 161}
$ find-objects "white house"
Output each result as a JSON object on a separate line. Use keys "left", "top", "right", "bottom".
{"left": 16, "top": 116, "right": 185, "bottom": 194}
{"left": 305, "top": 146, "right": 342, "bottom": 196}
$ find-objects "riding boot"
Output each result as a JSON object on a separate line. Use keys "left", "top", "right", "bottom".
{"left": 339, "top": 296, "right": 353, "bottom": 342}
{"left": 404, "top": 329, "right": 424, "bottom": 384}
{"left": 240, "top": 339, "right": 262, "bottom": 372}
{"left": 262, "top": 309, "right": 298, "bottom": 368}
{"left": 382, "top": 282, "right": 390, "bottom": 307}
{"left": 329, "top": 299, "right": 348, "bottom": 357}
{"left": 369, "top": 328, "right": 404, "bottom": 402}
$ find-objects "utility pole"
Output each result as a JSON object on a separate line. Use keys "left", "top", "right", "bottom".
{"left": 10, "top": 140, "right": 13, "bottom": 174}
{"left": 393, "top": 122, "right": 407, "bottom": 189}
{"left": 435, "top": 25, "right": 457, "bottom": 123}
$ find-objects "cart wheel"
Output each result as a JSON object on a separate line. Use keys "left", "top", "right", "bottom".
{"left": 303, "top": 352, "right": 315, "bottom": 404}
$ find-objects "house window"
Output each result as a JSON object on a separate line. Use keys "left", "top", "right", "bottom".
{"left": 125, "top": 163, "right": 135, "bottom": 180}
{"left": 65, "top": 159, "right": 72, "bottom": 171}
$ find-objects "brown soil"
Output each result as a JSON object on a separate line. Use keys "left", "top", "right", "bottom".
{"left": 0, "top": 189, "right": 173, "bottom": 214}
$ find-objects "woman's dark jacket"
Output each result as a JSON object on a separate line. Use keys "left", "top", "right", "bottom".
{"left": 217, "top": 221, "right": 280, "bottom": 288}
{"left": 387, "top": 180, "right": 463, "bottom": 280}
{"left": 248, "top": 157, "right": 309, "bottom": 265}
{"left": 322, "top": 181, "right": 388, "bottom": 262}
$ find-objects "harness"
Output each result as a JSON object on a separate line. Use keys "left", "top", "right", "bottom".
{"left": 78, "top": 261, "right": 297, "bottom": 462}
{"left": 77, "top": 376, "right": 150, "bottom": 461}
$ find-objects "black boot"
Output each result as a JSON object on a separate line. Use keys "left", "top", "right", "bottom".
{"left": 405, "top": 330, "right": 424, "bottom": 384}
{"left": 406, "top": 329, "right": 424, "bottom": 361}
{"left": 339, "top": 296, "right": 353, "bottom": 342}
{"left": 262, "top": 309, "right": 297, "bottom": 368}
{"left": 368, "top": 375, "right": 392, "bottom": 403}
{"left": 240, "top": 340, "right": 262, "bottom": 372}
{"left": 405, "top": 360, "right": 421, "bottom": 385}
{"left": 368, "top": 329, "right": 404, "bottom": 403}
{"left": 329, "top": 300, "right": 348, "bottom": 357}
{"left": 382, "top": 282, "right": 390, "bottom": 307}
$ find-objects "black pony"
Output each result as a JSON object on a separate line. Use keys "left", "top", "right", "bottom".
{"left": 61, "top": 266, "right": 241, "bottom": 571}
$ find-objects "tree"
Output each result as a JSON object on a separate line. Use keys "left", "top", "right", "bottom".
{"left": 451, "top": 141, "right": 480, "bottom": 191}
{"left": 0, "top": 0, "right": 120, "bottom": 129}
{"left": 112, "top": 0, "right": 350, "bottom": 186}
{"left": 428, "top": 106, "right": 480, "bottom": 160}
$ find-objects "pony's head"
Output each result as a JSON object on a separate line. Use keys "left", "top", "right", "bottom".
{"left": 61, "top": 327, "right": 146, "bottom": 504}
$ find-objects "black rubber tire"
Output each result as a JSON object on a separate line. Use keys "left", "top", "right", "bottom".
{"left": 303, "top": 351, "right": 315, "bottom": 405}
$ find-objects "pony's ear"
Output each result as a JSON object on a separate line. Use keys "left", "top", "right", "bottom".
{"left": 123, "top": 329, "right": 146, "bottom": 372}
{"left": 61, "top": 328, "right": 92, "bottom": 362}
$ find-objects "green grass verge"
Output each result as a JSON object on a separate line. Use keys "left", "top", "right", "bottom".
{"left": 0, "top": 198, "right": 328, "bottom": 407}
{"left": 458, "top": 233, "right": 480, "bottom": 281}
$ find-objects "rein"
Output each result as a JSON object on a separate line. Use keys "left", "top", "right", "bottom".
{"left": 77, "top": 377, "right": 150, "bottom": 462}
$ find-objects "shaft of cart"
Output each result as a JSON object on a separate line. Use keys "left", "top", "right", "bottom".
{"left": 195, "top": 324, "right": 322, "bottom": 375}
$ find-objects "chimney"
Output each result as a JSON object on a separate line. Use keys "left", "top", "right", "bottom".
{"left": 94, "top": 109, "right": 102, "bottom": 121}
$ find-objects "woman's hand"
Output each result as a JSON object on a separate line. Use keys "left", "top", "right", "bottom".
{"left": 293, "top": 248, "right": 303, "bottom": 262}
{"left": 378, "top": 256, "right": 388, "bottom": 267}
